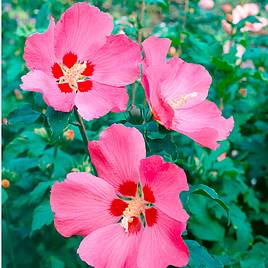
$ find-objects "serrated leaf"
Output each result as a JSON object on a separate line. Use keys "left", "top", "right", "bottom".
{"left": 8, "top": 104, "right": 40, "bottom": 124}
{"left": 30, "top": 181, "right": 54, "bottom": 205}
{"left": 46, "top": 107, "right": 71, "bottom": 139}
{"left": 190, "top": 184, "right": 229, "bottom": 218}
{"left": 230, "top": 204, "right": 253, "bottom": 251}
{"left": 31, "top": 200, "right": 53, "bottom": 235}
{"left": 188, "top": 195, "right": 225, "bottom": 241}
{"left": 6, "top": 157, "right": 38, "bottom": 173}
{"left": 186, "top": 240, "right": 223, "bottom": 268}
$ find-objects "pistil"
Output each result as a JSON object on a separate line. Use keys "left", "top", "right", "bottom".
{"left": 58, "top": 62, "right": 87, "bottom": 92}
{"left": 120, "top": 197, "right": 145, "bottom": 232}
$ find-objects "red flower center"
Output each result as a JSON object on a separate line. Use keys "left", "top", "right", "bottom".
{"left": 51, "top": 52, "right": 94, "bottom": 93}
{"left": 110, "top": 181, "right": 158, "bottom": 233}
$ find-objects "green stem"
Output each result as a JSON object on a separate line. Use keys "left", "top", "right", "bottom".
{"left": 131, "top": 0, "right": 146, "bottom": 106}
{"left": 183, "top": 0, "right": 189, "bottom": 29}
{"left": 73, "top": 107, "right": 89, "bottom": 154}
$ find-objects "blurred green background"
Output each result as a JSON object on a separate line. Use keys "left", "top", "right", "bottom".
{"left": 2, "top": 0, "right": 268, "bottom": 267}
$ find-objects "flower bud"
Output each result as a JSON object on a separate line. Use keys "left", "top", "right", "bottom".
{"left": 222, "top": 3, "right": 232, "bottom": 13}
{"left": 2, "top": 118, "right": 8, "bottom": 125}
{"left": 239, "top": 88, "right": 247, "bottom": 97}
{"left": 2, "top": 179, "right": 10, "bottom": 189}
{"left": 14, "top": 89, "right": 23, "bottom": 100}
{"left": 128, "top": 105, "right": 143, "bottom": 124}
{"left": 226, "top": 14, "right": 233, "bottom": 22}
{"left": 217, "top": 152, "right": 227, "bottom": 162}
{"left": 64, "top": 129, "right": 75, "bottom": 141}
{"left": 169, "top": 46, "right": 177, "bottom": 56}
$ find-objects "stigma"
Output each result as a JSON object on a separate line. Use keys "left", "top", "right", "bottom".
{"left": 120, "top": 198, "right": 145, "bottom": 232}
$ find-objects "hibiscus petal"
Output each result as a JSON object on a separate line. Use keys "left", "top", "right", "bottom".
{"left": 137, "top": 209, "right": 189, "bottom": 268}
{"left": 50, "top": 172, "right": 118, "bottom": 237}
{"left": 74, "top": 82, "right": 128, "bottom": 121}
{"left": 142, "top": 35, "right": 171, "bottom": 69}
{"left": 88, "top": 124, "right": 146, "bottom": 194}
{"left": 90, "top": 34, "right": 141, "bottom": 86}
{"left": 78, "top": 224, "right": 141, "bottom": 268}
{"left": 20, "top": 70, "right": 75, "bottom": 112}
{"left": 54, "top": 3, "right": 113, "bottom": 62}
{"left": 24, "top": 17, "right": 57, "bottom": 75}
{"left": 172, "top": 100, "right": 234, "bottom": 149}
{"left": 140, "top": 155, "right": 189, "bottom": 223}
{"left": 143, "top": 64, "right": 175, "bottom": 128}
{"left": 161, "top": 57, "right": 212, "bottom": 109}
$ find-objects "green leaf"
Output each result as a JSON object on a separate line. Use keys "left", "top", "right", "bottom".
{"left": 31, "top": 200, "right": 53, "bottom": 235}
{"left": 145, "top": 0, "right": 168, "bottom": 7}
{"left": 30, "top": 181, "right": 54, "bottom": 205}
{"left": 8, "top": 104, "right": 40, "bottom": 124}
{"left": 40, "top": 148, "right": 74, "bottom": 178}
{"left": 147, "top": 131, "right": 167, "bottom": 140}
{"left": 240, "top": 242, "right": 268, "bottom": 268}
{"left": 50, "top": 256, "right": 65, "bottom": 268}
{"left": 6, "top": 157, "right": 38, "bottom": 173}
{"left": 36, "top": 3, "right": 50, "bottom": 31}
{"left": 190, "top": 184, "right": 229, "bottom": 218}
{"left": 229, "top": 204, "right": 253, "bottom": 251}
{"left": 46, "top": 107, "right": 71, "bottom": 139}
{"left": 2, "top": 189, "right": 8, "bottom": 204}
{"left": 186, "top": 240, "right": 223, "bottom": 268}
{"left": 188, "top": 195, "right": 225, "bottom": 241}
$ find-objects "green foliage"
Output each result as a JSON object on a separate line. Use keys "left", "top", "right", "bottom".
{"left": 8, "top": 104, "right": 41, "bottom": 124}
{"left": 46, "top": 107, "right": 71, "bottom": 139}
{"left": 186, "top": 240, "right": 223, "bottom": 268}
{"left": 2, "top": 0, "right": 268, "bottom": 267}
{"left": 31, "top": 200, "right": 54, "bottom": 235}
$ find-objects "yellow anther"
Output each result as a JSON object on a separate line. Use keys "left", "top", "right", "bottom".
{"left": 168, "top": 92, "right": 198, "bottom": 109}
{"left": 120, "top": 198, "right": 145, "bottom": 232}
{"left": 59, "top": 62, "right": 87, "bottom": 92}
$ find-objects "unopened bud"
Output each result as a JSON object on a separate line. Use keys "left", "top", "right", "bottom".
{"left": 258, "top": 66, "right": 265, "bottom": 72}
{"left": 128, "top": 105, "right": 143, "bottom": 124}
{"left": 231, "top": 150, "right": 238, "bottom": 157}
{"left": 189, "top": 8, "right": 195, "bottom": 14}
{"left": 34, "top": 127, "right": 48, "bottom": 138}
{"left": 217, "top": 152, "right": 227, "bottom": 162}
{"left": 14, "top": 89, "right": 23, "bottom": 100}
{"left": 2, "top": 179, "right": 10, "bottom": 189}
{"left": 169, "top": 46, "right": 177, "bottom": 56}
{"left": 64, "top": 129, "right": 75, "bottom": 141}
{"left": 2, "top": 118, "right": 8, "bottom": 125}
{"left": 222, "top": 3, "right": 232, "bottom": 13}
{"left": 226, "top": 14, "right": 233, "bottom": 22}
{"left": 239, "top": 88, "right": 247, "bottom": 97}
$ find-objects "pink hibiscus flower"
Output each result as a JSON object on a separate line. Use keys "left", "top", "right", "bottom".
{"left": 20, "top": 3, "right": 141, "bottom": 120}
{"left": 141, "top": 36, "right": 234, "bottom": 150}
{"left": 198, "top": 0, "right": 214, "bottom": 10}
{"left": 50, "top": 124, "right": 189, "bottom": 268}
{"left": 232, "top": 3, "right": 268, "bottom": 32}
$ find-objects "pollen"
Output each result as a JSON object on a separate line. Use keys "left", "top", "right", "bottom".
{"left": 168, "top": 92, "right": 198, "bottom": 109}
{"left": 59, "top": 62, "right": 87, "bottom": 92}
{"left": 120, "top": 198, "right": 145, "bottom": 232}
